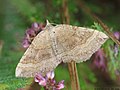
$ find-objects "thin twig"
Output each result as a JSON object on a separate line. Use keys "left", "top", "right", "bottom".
{"left": 93, "top": 15, "right": 120, "bottom": 46}
{"left": 67, "top": 62, "right": 80, "bottom": 90}
{"left": 62, "top": 0, "right": 70, "bottom": 24}
{"left": 73, "top": 61, "right": 80, "bottom": 90}
{"left": 62, "top": 0, "right": 80, "bottom": 90}
{"left": 76, "top": 0, "right": 120, "bottom": 47}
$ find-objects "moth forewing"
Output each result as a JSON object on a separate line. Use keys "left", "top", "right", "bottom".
{"left": 16, "top": 24, "right": 108, "bottom": 77}
{"left": 16, "top": 25, "right": 62, "bottom": 77}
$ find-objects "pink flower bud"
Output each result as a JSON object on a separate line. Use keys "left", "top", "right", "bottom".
{"left": 35, "top": 74, "right": 46, "bottom": 86}
{"left": 56, "top": 80, "right": 64, "bottom": 90}
{"left": 46, "top": 71, "right": 55, "bottom": 80}
{"left": 22, "top": 38, "right": 30, "bottom": 48}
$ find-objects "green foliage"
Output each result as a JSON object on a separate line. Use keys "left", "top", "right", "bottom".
{"left": 55, "top": 65, "right": 71, "bottom": 90}
{"left": 91, "top": 22, "right": 103, "bottom": 31}
{"left": 0, "top": 84, "right": 9, "bottom": 90}
{"left": 107, "top": 41, "right": 120, "bottom": 80}
{"left": 10, "top": 0, "right": 37, "bottom": 22}
{"left": 78, "top": 63, "right": 96, "bottom": 90}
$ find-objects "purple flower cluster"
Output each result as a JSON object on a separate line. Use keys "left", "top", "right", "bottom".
{"left": 22, "top": 22, "right": 45, "bottom": 48}
{"left": 35, "top": 71, "right": 64, "bottom": 90}
{"left": 114, "top": 32, "right": 120, "bottom": 40}
{"left": 92, "top": 49, "right": 107, "bottom": 71}
{"left": 113, "top": 32, "right": 120, "bottom": 57}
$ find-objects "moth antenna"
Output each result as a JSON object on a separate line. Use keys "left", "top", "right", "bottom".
{"left": 46, "top": 20, "right": 51, "bottom": 26}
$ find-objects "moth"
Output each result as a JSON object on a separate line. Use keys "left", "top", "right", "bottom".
{"left": 16, "top": 21, "right": 108, "bottom": 77}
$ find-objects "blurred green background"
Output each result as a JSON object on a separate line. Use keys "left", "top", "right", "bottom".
{"left": 0, "top": 0, "right": 120, "bottom": 90}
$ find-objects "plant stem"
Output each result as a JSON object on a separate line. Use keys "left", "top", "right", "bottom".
{"left": 62, "top": 0, "right": 70, "bottom": 24}
{"left": 68, "top": 62, "right": 80, "bottom": 90}
{"left": 62, "top": 0, "right": 80, "bottom": 90}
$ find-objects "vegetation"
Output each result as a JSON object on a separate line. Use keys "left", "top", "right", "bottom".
{"left": 0, "top": 0, "right": 120, "bottom": 90}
